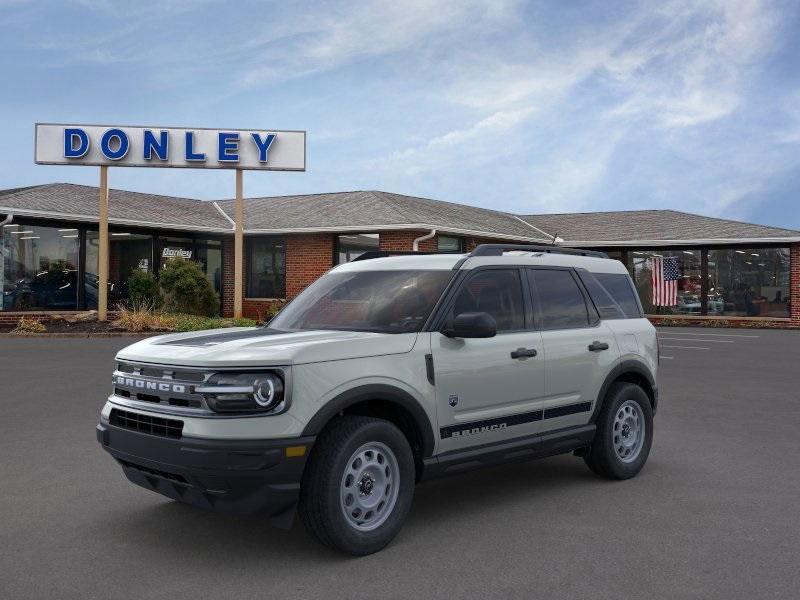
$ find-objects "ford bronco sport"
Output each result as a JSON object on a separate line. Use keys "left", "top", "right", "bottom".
{"left": 97, "top": 244, "right": 658, "bottom": 555}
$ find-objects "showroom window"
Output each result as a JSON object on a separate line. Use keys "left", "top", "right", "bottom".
{"left": 85, "top": 230, "right": 154, "bottom": 309}
{"left": 438, "top": 235, "right": 465, "bottom": 253}
{"left": 1, "top": 223, "right": 80, "bottom": 310}
{"left": 247, "top": 236, "right": 286, "bottom": 298}
{"left": 336, "top": 234, "right": 379, "bottom": 264}
{"left": 707, "top": 248, "right": 790, "bottom": 318}
{"left": 631, "top": 249, "right": 702, "bottom": 315}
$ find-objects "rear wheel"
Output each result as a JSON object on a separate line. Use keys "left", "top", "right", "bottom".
{"left": 584, "top": 382, "right": 653, "bottom": 479}
{"left": 299, "top": 416, "right": 415, "bottom": 555}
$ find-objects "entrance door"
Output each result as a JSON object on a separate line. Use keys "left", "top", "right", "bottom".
{"left": 432, "top": 268, "right": 546, "bottom": 452}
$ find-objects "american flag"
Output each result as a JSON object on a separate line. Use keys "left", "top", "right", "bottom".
{"left": 651, "top": 256, "right": 679, "bottom": 306}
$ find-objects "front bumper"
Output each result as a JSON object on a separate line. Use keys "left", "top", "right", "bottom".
{"left": 97, "top": 423, "right": 315, "bottom": 528}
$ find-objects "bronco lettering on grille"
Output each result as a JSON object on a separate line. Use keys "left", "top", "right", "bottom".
{"left": 114, "top": 376, "right": 186, "bottom": 394}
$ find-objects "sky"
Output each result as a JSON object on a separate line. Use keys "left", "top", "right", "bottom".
{"left": 0, "top": 0, "right": 799, "bottom": 228}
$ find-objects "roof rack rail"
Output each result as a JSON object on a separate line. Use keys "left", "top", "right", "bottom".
{"left": 470, "top": 244, "right": 608, "bottom": 258}
{"left": 351, "top": 250, "right": 438, "bottom": 262}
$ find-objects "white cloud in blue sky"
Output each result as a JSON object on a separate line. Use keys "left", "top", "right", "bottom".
{"left": 1, "top": 0, "right": 798, "bottom": 228}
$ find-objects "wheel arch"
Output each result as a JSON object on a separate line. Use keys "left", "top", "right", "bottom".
{"left": 591, "top": 360, "right": 657, "bottom": 422}
{"left": 301, "top": 384, "right": 436, "bottom": 470}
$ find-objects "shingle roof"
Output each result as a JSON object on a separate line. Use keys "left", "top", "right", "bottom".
{"left": 215, "top": 190, "right": 550, "bottom": 240}
{"left": 0, "top": 183, "right": 230, "bottom": 232}
{"left": 1, "top": 183, "right": 798, "bottom": 244}
{"left": 519, "top": 210, "right": 800, "bottom": 244}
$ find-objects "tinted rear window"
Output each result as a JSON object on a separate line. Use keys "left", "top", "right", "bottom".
{"left": 594, "top": 273, "right": 642, "bottom": 318}
{"left": 529, "top": 269, "right": 590, "bottom": 329}
{"left": 578, "top": 271, "right": 626, "bottom": 320}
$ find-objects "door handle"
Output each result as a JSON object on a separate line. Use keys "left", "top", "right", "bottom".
{"left": 588, "top": 341, "right": 610, "bottom": 352}
{"left": 511, "top": 348, "right": 538, "bottom": 359}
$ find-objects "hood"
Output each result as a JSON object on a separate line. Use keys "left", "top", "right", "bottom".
{"left": 116, "top": 327, "right": 418, "bottom": 368}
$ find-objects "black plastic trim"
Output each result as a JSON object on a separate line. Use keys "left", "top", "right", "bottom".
{"left": 422, "top": 424, "right": 596, "bottom": 480}
{"left": 470, "top": 244, "right": 608, "bottom": 258}
{"left": 424, "top": 354, "right": 435, "bottom": 386}
{"left": 301, "top": 384, "right": 436, "bottom": 457}
{"left": 591, "top": 360, "right": 658, "bottom": 421}
{"left": 97, "top": 423, "right": 314, "bottom": 528}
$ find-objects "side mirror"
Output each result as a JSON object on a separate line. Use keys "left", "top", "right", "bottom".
{"left": 442, "top": 312, "right": 497, "bottom": 338}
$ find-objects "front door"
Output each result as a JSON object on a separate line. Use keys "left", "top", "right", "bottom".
{"left": 432, "top": 268, "right": 546, "bottom": 452}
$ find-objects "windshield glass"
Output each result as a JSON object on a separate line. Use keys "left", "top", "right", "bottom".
{"left": 269, "top": 270, "right": 454, "bottom": 333}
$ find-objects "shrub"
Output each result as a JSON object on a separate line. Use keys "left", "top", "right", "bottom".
{"left": 11, "top": 316, "right": 46, "bottom": 334}
{"left": 114, "top": 302, "right": 175, "bottom": 332}
{"left": 159, "top": 259, "right": 220, "bottom": 317}
{"left": 127, "top": 269, "right": 162, "bottom": 308}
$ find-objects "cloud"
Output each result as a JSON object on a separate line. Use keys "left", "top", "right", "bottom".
{"left": 377, "top": 106, "right": 535, "bottom": 175}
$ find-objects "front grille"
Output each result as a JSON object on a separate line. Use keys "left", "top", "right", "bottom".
{"left": 113, "top": 361, "right": 211, "bottom": 413}
{"left": 109, "top": 408, "right": 183, "bottom": 439}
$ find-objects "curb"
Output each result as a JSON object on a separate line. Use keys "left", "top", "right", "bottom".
{"left": 0, "top": 332, "right": 163, "bottom": 338}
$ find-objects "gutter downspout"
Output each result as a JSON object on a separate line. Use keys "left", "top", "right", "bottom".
{"left": 0, "top": 213, "right": 12, "bottom": 227}
{"left": 412, "top": 228, "right": 436, "bottom": 251}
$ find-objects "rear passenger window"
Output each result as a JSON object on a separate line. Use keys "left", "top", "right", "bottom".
{"left": 450, "top": 269, "right": 525, "bottom": 331}
{"left": 594, "top": 273, "right": 642, "bottom": 318}
{"left": 529, "top": 269, "right": 590, "bottom": 329}
{"left": 577, "top": 271, "right": 626, "bottom": 320}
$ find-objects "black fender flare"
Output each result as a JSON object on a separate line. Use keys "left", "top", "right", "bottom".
{"left": 301, "top": 384, "right": 436, "bottom": 457}
{"left": 591, "top": 360, "right": 658, "bottom": 422}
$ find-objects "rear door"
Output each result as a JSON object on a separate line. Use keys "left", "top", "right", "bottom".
{"left": 431, "top": 267, "right": 546, "bottom": 452}
{"left": 528, "top": 268, "right": 618, "bottom": 431}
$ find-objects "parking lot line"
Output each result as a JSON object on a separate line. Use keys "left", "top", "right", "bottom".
{"left": 657, "top": 332, "right": 760, "bottom": 338}
{"left": 659, "top": 355, "right": 674, "bottom": 359}
{"left": 661, "top": 345, "right": 710, "bottom": 350}
{"left": 657, "top": 337, "right": 733, "bottom": 343}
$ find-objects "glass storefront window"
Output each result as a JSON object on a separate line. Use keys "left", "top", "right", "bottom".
{"left": 631, "top": 249, "right": 702, "bottom": 315}
{"left": 337, "top": 234, "right": 379, "bottom": 264}
{"left": 2, "top": 224, "right": 80, "bottom": 310}
{"left": 159, "top": 236, "right": 195, "bottom": 271}
{"left": 196, "top": 240, "right": 223, "bottom": 295}
{"left": 85, "top": 230, "right": 154, "bottom": 308}
{"left": 707, "top": 248, "right": 790, "bottom": 318}
{"left": 246, "top": 236, "right": 285, "bottom": 298}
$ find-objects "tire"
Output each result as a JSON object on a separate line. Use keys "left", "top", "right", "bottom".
{"left": 298, "top": 415, "right": 415, "bottom": 556}
{"left": 584, "top": 382, "right": 653, "bottom": 480}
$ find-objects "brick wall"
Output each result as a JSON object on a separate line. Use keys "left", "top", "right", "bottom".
{"left": 286, "top": 234, "right": 335, "bottom": 297}
{"left": 234, "top": 233, "right": 335, "bottom": 321}
{"left": 791, "top": 243, "right": 800, "bottom": 325}
{"left": 221, "top": 237, "right": 235, "bottom": 317}
{"left": 378, "top": 230, "right": 437, "bottom": 251}
{"left": 378, "top": 231, "right": 504, "bottom": 252}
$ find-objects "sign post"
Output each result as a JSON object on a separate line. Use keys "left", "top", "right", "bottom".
{"left": 234, "top": 169, "right": 244, "bottom": 319}
{"left": 34, "top": 124, "right": 306, "bottom": 321}
{"left": 98, "top": 166, "right": 109, "bottom": 320}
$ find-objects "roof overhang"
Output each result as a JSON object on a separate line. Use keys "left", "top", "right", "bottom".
{"left": 0, "top": 206, "right": 231, "bottom": 234}
{"left": 563, "top": 238, "right": 800, "bottom": 246}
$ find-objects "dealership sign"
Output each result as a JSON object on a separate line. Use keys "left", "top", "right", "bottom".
{"left": 34, "top": 123, "right": 306, "bottom": 171}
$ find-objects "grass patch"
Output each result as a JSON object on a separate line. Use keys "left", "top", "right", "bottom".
{"left": 170, "top": 314, "right": 258, "bottom": 332}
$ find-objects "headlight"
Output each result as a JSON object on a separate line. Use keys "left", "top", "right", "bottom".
{"left": 197, "top": 372, "right": 285, "bottom": 414}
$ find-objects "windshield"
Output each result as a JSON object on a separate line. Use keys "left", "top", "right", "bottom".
{"left": 269, "top": 269, "right": 454, "bottom": 333}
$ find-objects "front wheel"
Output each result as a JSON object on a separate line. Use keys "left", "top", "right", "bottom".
{"left": 298, "top": 416, "right": 415, "bottom": 555}
{"left": 584, "top": 382, "right": 653, "bottom": 479}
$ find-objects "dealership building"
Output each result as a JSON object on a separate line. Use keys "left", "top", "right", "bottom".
{"left": 1, "top": 182, "right": 799, "bottom": 328}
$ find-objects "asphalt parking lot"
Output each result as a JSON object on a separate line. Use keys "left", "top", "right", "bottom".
{"left": 1, "top": 327, "right": 799, "bottom": 600}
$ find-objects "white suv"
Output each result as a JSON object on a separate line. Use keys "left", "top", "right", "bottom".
{"left": 97, "top": 244, "right": 658, "bottom": 555}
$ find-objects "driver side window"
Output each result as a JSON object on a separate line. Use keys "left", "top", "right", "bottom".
{"left": 450, "top": 269, "right": 525, "bottom": 332}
